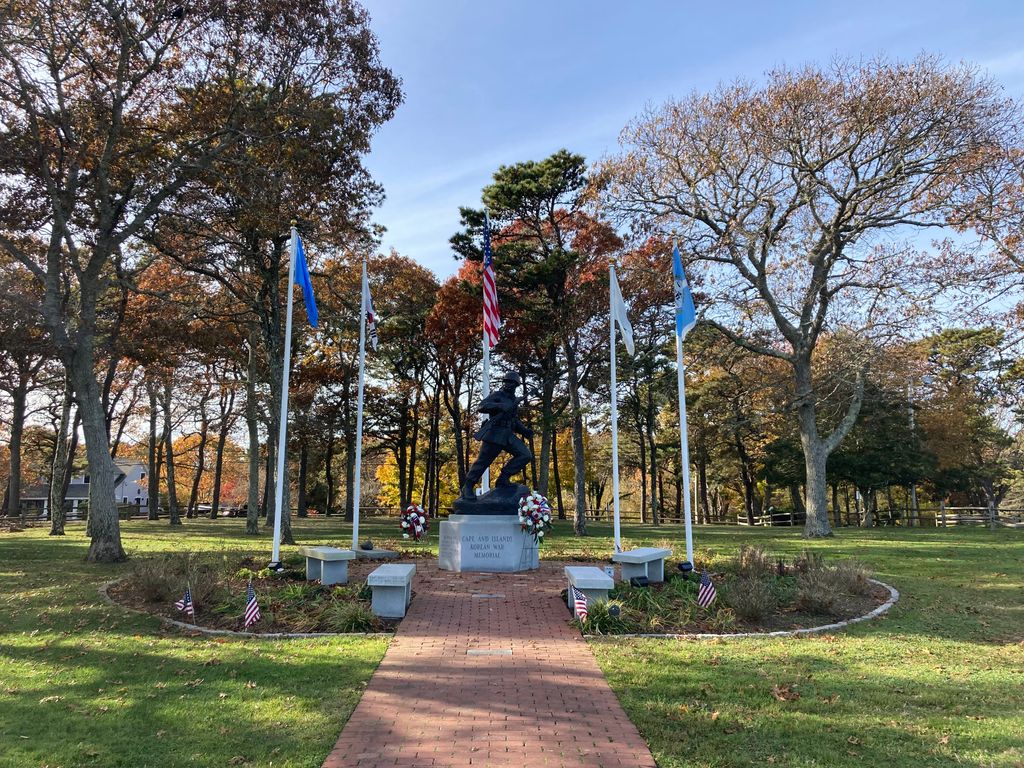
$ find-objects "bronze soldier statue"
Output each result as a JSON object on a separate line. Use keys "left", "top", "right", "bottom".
{"left": 460, "top": 371, "right": 533, "bottom": 501}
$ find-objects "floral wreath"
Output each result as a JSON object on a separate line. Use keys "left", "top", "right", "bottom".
{"left": 518, "top": 491, "right": 553, "bottom": 542}
{"left": 400, "top": 504, "right": 428, "bottom": 540}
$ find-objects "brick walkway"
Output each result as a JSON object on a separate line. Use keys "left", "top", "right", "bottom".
{"left": 322, "top": 560, "right": 657, "bottom": 768}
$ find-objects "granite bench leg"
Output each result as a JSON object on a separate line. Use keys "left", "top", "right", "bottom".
{"left": 305, "top": 556, "right": 322, "bottom": 581}
{"left": 648, "top": 558, "right": 665, "bottom": 583}
{"left": 619, "top": 561, "right": 648, "bottom": 583}
{"left": 321, "top": 560, "right": 349, "bottom": 586}
{"left": 371, "top": 584, "right": 410, "bottom": 618}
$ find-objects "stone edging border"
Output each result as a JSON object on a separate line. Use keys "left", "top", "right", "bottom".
{"left": 98, "top": 578, "right": 394, "bottom": 640}
{"left": 584, "top": 578, "right": 900, "bottom": 641}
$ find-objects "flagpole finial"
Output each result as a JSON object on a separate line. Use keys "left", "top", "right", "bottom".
{"left": 290, "top": 219, "right": 297, "bottom": 228}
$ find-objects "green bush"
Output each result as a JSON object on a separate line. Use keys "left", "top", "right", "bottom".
{"left": 725, "top": 575, "right": 778, "bottom": 621}
{"left": 319, "top": 601, "right": 377, "bottom": 633}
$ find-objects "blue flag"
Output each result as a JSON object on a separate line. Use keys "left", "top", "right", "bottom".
{"left": 673, "top": 243, "right": 696, "bottom": 340}
{"left": 294, "top": 234, "right": 319, "bottom": 328}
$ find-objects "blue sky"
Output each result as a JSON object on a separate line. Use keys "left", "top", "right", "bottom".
{"left": 363, "top": 1, "right": 1024, "bottom": 279}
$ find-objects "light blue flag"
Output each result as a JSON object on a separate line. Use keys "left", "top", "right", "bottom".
{"left": 294, "top": 235, "right": 319, "bottom": 328}
{"left": 673, "top": 243, "right": 696, "bottom": 340}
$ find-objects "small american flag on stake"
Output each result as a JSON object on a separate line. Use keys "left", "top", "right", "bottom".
{"left": 571, "top": 585, "right": 588, "bottom": 622}
{"left": 244, "top": 581, "right": 261, "bottom": 629}
{"left": 174, "top": 585, "right": 195, "bottom": 620}
{"left": 697, "top": 569, "right": 717, "bottom": 608}
{"left": 482, "top": 212, "right": 500, "bottom": 348}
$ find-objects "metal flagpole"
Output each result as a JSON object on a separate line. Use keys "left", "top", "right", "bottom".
{"left": 609, "top": 259, "right": 622, "bottom": 553}
{"left": 481, "top": 210, "right": 491, "bottom": 494}
{"left": 481, "top": 328, "right": 490, "bottom": 493}
{"left": 270, "top": 224, "right": 299, "bottom": 568}
{"left": 676, "top": 295, "right": 694, "bottom": 566}
{"left": 351, "top": 256, "right": 369, "bottom": 550}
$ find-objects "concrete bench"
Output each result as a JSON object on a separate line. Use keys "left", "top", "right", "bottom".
{"left": 612, "top": 547, "right": 672, "bottom": 583}
{"left": 299, "top": 546, "right": 356, "bottom": 586}
{"left": 565, "top": 566, "right": 614, "bottom": 617}
{"left": 367, "top": 563, "right": 416, "bottom": 618}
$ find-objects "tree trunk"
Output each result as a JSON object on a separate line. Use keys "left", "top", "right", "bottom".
{"left": 49, "top": 374, "right": 73, "bottom": 535}
{"left": 5, "top": 376, "right": 27, "bottom": 518}
{"left": 831, "top": 483, "right": 841, "bottom": 528}
{"left": 637, "top": 425, "right": 648, "bottom": 524}
{"left": 859, "top": 487, "right": 874, "bottom": 528}
{"left": 537, "top": 348, "right": 557, "bottom": 495}
{"left": 793, "top": 358, "right": 865, "bottom": 538}
{"left": 324, "top": 425, "right": 336, "bottom": 515}
{"left": 147, "top": 381, "right": 160, "bottom": 520}
{"left": 210, "top": 388, "right": 234, "bottom": 520}
{"left": 551, "top": 429, "right": 566, "bottom": 520}
{"left": 562, "top": 341, "right": 587, "bottom": 536}
{"left": 187, "top": 401, "right": 210, "bottom": 518}
{"left": 297, "top": 442, "right": 308, "bottom": 518}
{"left": 245, "top": 340, "right": 261, "bottom": 535}
{"left": 66, "top": 344, "right": 126, "bottom": 562}
{"left": 698, "top": 457, "right": 709, "bottom": 524}
{"left": 162, "top": 381, "right": 181, "bottom": 526}
{"left": 645, "top": 392, "right": 659, "bottom": 526}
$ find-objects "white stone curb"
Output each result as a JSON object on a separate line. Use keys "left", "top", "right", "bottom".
{"left": 98, "top": 578, "right": 394, "bottom": 640}
{"left": 584, "top": 578, "right": 900, "bottom": 641}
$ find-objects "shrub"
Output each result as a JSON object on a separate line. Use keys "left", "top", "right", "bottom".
{"left": 793, "top": 548, "right": 826, "bottom": 574}
{"left": 726, "top": 575, "right": 778, "bottom": 621}
{"left": 832, "top": 561, "right": 873, "bottom": 595}
{"left": 794, "top": 570, "right": 842, "bottom": 615}
{"left": 319, "top": 601, "right": 377, "bottom": 633}
{"left": 737, "top": 545, "right": 775, "bottom": 579}
{"left": 131, "top": 556, "right": 181, "bottom": 603}
{"left": 131, "top": 554, "right": 218, "bottom": 606}
{"left": 577, "top": 601, "right": 646, "bottom": 634}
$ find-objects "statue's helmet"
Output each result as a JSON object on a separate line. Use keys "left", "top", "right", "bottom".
{"left": 500, "top": 371, "right": 522, "bottom": 387}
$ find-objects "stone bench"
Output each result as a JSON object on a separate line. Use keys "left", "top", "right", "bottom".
{"left": 367, "top": 563, "right": 416, "bottom": 618}
{"left": 612, "top": 547, "right": 672, "bottom": 583}
{"left": 299, "top": 546, "right": 356, "bottom": 586}
{"left": 565, "top": 566, "right": 614, "bottom": 617}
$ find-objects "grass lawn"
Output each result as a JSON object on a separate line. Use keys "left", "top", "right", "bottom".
{"left": 1, "top": 515, "right": 1022, "bottom": 767}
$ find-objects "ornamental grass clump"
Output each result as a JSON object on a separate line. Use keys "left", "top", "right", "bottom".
{"left": 737, "top": 544, "right": 775, "bottom": 579}
{"left": 131, "top": 553, "right": 218, "bottom": 605}
{"left": 794, "top": 569, "right": 844, "bottom": 615}
{"left": 832, "top": 560, "right": 873, "bottom": 595}
{"left": 320, "top": 601, "right": 377, "bottom": 633}
{"left": 725, "top": 575, "right": 778, "bottom": 621}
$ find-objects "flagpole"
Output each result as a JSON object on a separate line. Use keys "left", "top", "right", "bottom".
{"left": 351, "top": 255, "right": 369, "bottom": 550}
{"left": 609, "top": 259, "right": 622, "bottom": 553}
{"left": 270, "top": 223, "right": 299, "bottom": 568}
{"left": 674, "top": 246, "right": 695, "bottom": 565}
{"left": 481, "top": 328, "right": 490, "bottom": 493}
{"left": 480, "top": 210, "right": 491, "bottom": 494}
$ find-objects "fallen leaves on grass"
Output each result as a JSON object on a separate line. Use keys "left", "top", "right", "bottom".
{"left": 770, "top": 685, "right": 800, "bottom": 702}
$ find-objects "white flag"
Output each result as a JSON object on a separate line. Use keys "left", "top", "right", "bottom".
{"left": 610, "top": 269, "right": 635, "bottom": 355}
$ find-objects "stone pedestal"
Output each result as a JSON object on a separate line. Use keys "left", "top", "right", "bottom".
{"left": 438, "top": 514, "right": 539, "bottom": 573}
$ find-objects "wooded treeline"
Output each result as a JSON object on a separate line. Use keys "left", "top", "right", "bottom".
{"left": 2, "top": 1, "right": 1023, "bottom": 561}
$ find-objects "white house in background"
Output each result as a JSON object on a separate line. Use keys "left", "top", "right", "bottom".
{"left": 21, "top": 460, "right": 149, "bottom": 517}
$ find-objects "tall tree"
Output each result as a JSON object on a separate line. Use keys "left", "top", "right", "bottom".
{"left": 604, "top": 56, "right": 1014, "bottom": 536}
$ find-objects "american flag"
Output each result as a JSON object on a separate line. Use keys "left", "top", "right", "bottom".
{"left": 482, "top": 212, "right": 500, "bottom": 348}
{"left": 363, "top": 266, "right": 379, "bottom": 351}
{"left": 174, "top": 586, "right": 195, "bottom": 619}
{"left": 244, "top": 581, "right": 261, "bottom": 629}
{"left": 697, "top": 569, "right": 717, "bottom": 608}
{"left": 571, "top": 585, "right": 588, "bottom": 622}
